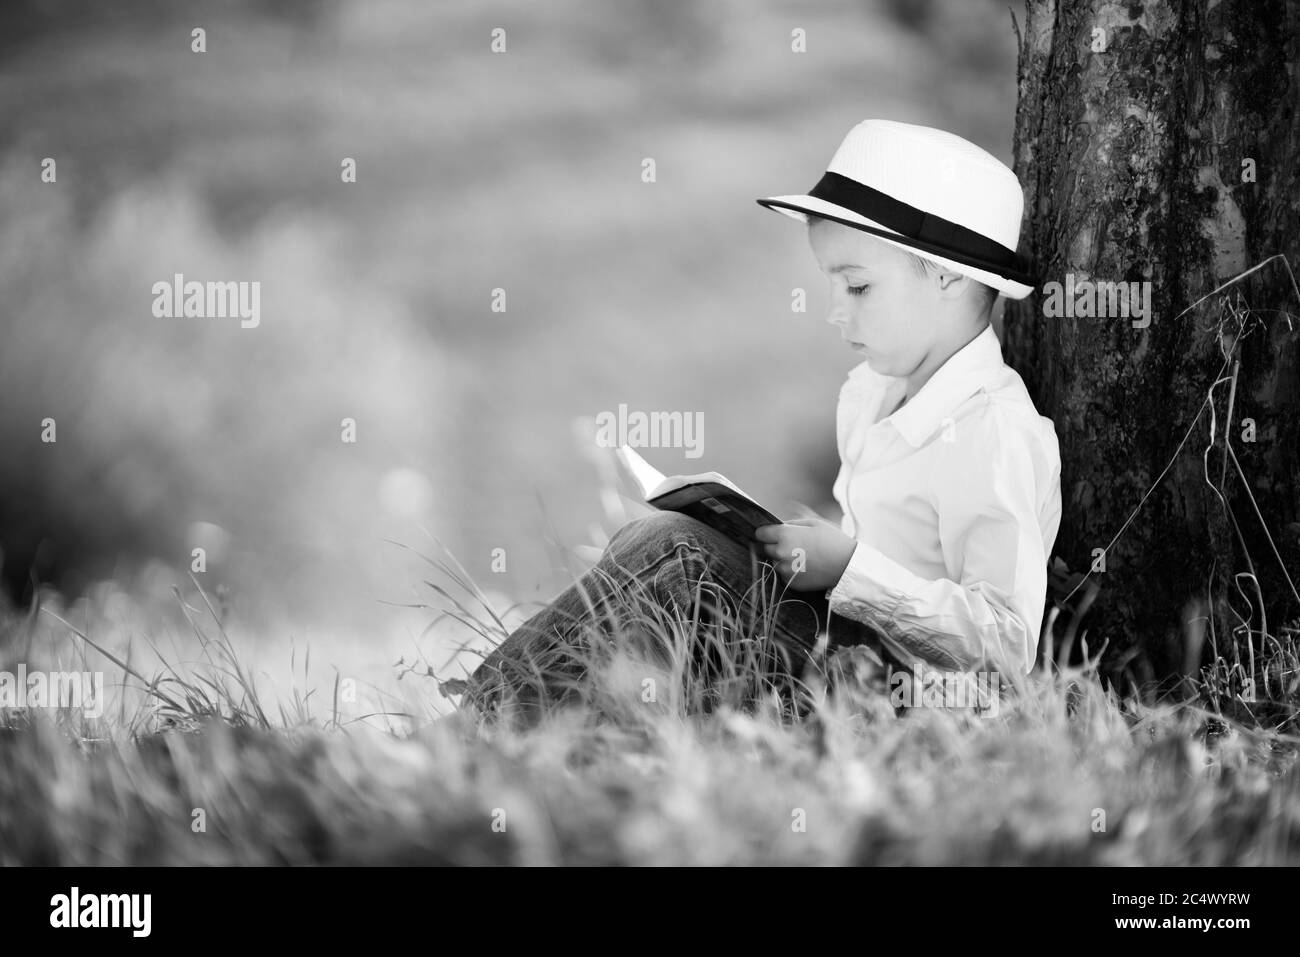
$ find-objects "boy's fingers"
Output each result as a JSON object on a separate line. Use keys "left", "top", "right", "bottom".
{"left": 759, "top": 540, "right": 797, "bottom": 563}
{"left": 757, "top": 522, "right": 812, "bottom": 543}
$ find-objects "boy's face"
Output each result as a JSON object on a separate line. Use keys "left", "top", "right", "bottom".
{"left": 807, "top": 218, "right": 942, "bottom": 378}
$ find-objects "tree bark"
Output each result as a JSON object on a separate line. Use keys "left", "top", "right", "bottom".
{"left": 1004, "top": 0, "right": 1300, "bottom": 687}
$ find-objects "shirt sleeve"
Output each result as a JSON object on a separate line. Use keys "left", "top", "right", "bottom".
{"left": 825, "top": 410, "right": 1048, "bottom": 676}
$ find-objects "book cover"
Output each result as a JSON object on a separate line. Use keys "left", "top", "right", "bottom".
{"left": 614, "top": 445, "right": 781, "bottom": 546}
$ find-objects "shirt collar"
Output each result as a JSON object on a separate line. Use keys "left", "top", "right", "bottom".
{"left": 881, "top": 323, "right": 1006, "bottom": 448}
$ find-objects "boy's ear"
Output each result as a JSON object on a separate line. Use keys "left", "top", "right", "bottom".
{"left": 933, "top": 268, "right": 971, "bottom": 300}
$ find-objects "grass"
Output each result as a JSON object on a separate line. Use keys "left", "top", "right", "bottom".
{"left": 1, "top": 549, "right": 1298, "bottom": 866}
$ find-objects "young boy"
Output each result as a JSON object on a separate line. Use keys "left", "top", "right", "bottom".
{"left": 462, "top": 119, "right": 1061, "bottom": 720}
{"left": 753, "top": 118, "right": 1062, "bottom": 678}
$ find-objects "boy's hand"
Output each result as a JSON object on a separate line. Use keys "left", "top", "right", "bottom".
{"left": 753, "top": 517, "right": 858, "bottom": 591}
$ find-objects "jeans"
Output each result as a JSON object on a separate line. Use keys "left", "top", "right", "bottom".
{"left": 461, "top": 510, "right": 898, "bottom": 723}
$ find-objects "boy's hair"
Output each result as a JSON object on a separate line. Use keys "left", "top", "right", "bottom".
{"left": 808, "top": 214, "right": 999, "bottom": 317}
{"left": 901, "top": 249, "right": 1000, "bottom": 318}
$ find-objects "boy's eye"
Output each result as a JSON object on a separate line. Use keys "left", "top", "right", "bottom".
{"left": 847, "top": 283, "right": 869, "bottom": 296}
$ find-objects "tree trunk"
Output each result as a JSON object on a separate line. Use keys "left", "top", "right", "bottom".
{"left": 1003, "top": 0, "right": 1300, "bottom": 689}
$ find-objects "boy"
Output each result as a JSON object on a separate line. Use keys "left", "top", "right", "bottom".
{"left": 753, "top": 118, "right": 1062, "bottom": 677}
{"left": 463, "top": 119, "right": 1061, "bottom": 721}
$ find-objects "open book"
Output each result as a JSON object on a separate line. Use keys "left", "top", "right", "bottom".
{"left": 615, "top": 445, "right": 781, "bottom": 546}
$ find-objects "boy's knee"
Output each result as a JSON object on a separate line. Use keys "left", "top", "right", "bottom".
{"left": 600, "top": 512, "right": 723, "bottom": 592}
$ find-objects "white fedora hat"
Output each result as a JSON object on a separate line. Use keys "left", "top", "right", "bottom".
{"left": 757, "top": 119, "right": 1037, "bottom": 299}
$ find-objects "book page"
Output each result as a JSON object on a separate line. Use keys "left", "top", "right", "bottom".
{"left": 614, "top": 445, "right": 668, "bottom": 498}
{"left": 613, "top": 445, "right": 781, "bottom": 545}
{"left": 616, "top": 445, "right": 758, "bottom": 502}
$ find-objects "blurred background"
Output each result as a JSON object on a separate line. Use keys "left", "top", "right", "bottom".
{"left": 0, "top": 0, "right": 1025, "bottom": 709}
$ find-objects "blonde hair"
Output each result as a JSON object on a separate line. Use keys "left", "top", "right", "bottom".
{"left": 807, "top": 214, "right": 999, "bottom": 317}
{"left": 901, "top": 249, "right": 999, "bottom": 317}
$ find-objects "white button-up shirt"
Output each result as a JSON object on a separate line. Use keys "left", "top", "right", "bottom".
{"left": 826, "top": 322, "right": 1062, "bottom": 675}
